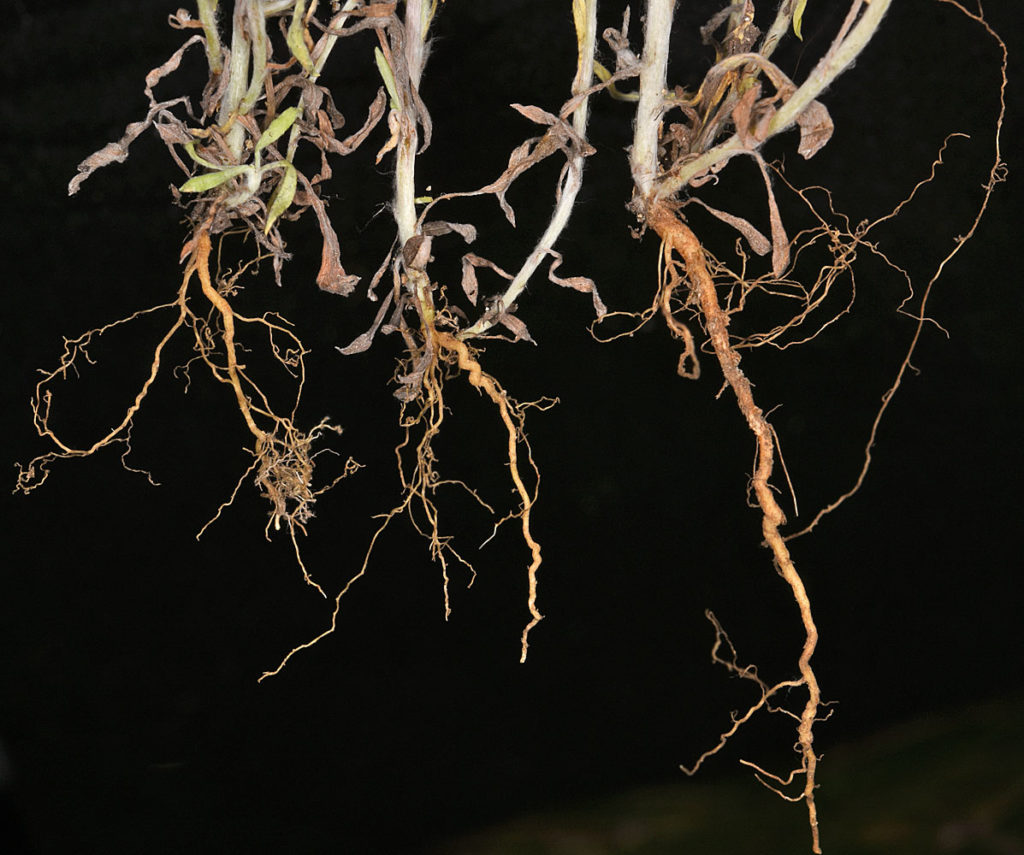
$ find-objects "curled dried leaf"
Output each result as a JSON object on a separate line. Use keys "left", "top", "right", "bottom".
{"left": 338, "top": 289, "right": 395, "bottom": 355}
{"left": 144, "top": 34, "right": 204, "bottom": 103}
{"left": 796, "top": 99, "right": 834, "bottom": 159}
{"left": 402, "top": 234, "right": 432, "bottom": 270}
{"left": 496, "top": 311, "right": 534, "bottom": 344}
{"left": 69, "top": 98, "right": 191, "bottom": 195}
{"left": 394, "top": 347, "right": 432, "bottom": 401}
{"left": 754, "top": 155, "right": 790, "bottom": 277}
{"left": 297, "top": 173, "right": 360, "bottom": 295}
{"left": 422, "top": 220, "right": 477, "bottom": 244}
{"left": 330, "top": 89, "right": 387, "bottom": 155}
{"left": 460, "top": 254, "right": 514, "bottom": 307}
{"left": 546, "top": 250, "right": 607, "bottom": 318}
{"left": 687, "top": 197, "right": 771, "bottom": 256}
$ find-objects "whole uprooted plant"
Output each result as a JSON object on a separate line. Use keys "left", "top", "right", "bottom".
{"left": 17, "top": 1, "right": 1005, "bottom": 849}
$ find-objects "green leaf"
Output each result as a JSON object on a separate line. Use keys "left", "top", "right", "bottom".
{"left": 374, "top": 47, "right": 401, "bottom": 110}
{"left": 264, "top": 162, "right": 298, "bottom": 235}
{"left": 183, "top": 140, "right": 224, "bottom": 170}
{"left": 256, "top": 107, "right": 300, "bottom": 156}
{"left": 287, "top": 0, "right": 316, "bottom": 77}
{"left": 793, "top": 0, "right": 808, "bottom": 40}
{"left": 179, "top": 164, "right": 252, "bottom": 193}
{"left": 594, "top": 60, "right": 638, "bottom": 102}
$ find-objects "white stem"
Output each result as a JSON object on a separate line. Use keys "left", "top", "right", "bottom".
{"left": 405, "top": 0, "right": 433, "bottom": 93}
{"left": 393, "top": 2, "right": 428, "bottom": 246}
{"left": 313, "top": 0, "right": 364, "bottom": 77}
{"left": 460, "top": 0, "right": 598, "bottom": 340}
{"left": 631, "top": 0, "right": 676, "bottom": 200}
{"left": 767, "top": 0, "right": 890, "bottom": 141}
{"left": 219, "top": 0, "right": 253, "bottom": 159}
{"left": 654, "top": 0, "right": 892, "bottom": 201}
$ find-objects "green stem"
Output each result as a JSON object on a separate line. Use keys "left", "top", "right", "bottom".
{"left": 219, "top": 0, "right": 252, "bottom": 159}
{"left": 237, "top": 6, "right": 268, "bottom": 116}
{"left": 196, "top": 0, "right": 223, "bottom": 74}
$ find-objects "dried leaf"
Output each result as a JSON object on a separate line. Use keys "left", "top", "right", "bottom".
{"left": 394, "top": 349, "right": 431, "bottom": 401}
{"left": 510, "top": 103, "right": 559, "bottom": 127}
{"left": 754, "top": 156, "right": 790, "bottom": 277}
{"left": 460, "top": 253, "right": 513, "bottom": 306}
{"left": 603, "top": 7, "right": 640, "bottom": 75}
{"left": 375, "top": 111, "right": 401, "bottom": 164}
{"left": 144, "top": 34, "right": 204, "bottom": 102}
{"left": 511, "top": 102, "right": 595, "bottom": 158}
{"left": 422, "top": 220, "right": 477, "bottom": 244}
{"left": 490, "top": 139, "right": 534, "bottom": 225}
{"left": 328, "top": 88, "right": 387, "bottom": 156}
{"left": 337, "top": 289, "right": 394, "bottom": 355}
{"left": 358, "top": 3, "right": 397, "bottom": 17}
{"left": 497, "top": 311, "right": 534, "bottom": 344}
{"left": 461, "top": 261, "right": 480, "bottom": 305}
{"left": 402, "top": 234, "right": 432, "bottom": 270}
{"left": 731, "top": 81, "right": 763, "bottom": 150}
{"left": 68, "top": 98, "right": 190, "bottom": 195}
{"left": 546, "top": 250, "right": 606, "bottom": 318}
{"left": 366, "top": 243, "right": 397, "bottom": 301}
{"left": 688, "top": 197, "right": 771, "bottom": 256}
{"left": 297, "top": 173, "right": 360, "bottom": 295}
{"left": 796, "top": 99, "right": 834, "bottom": 159}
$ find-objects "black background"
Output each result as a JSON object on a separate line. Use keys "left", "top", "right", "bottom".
{"left": 1, "top": 1, "right": 1020, "bottom": 852}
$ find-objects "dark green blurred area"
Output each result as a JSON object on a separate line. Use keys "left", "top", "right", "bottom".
{"left": 433, "top": 697, "right": 1024, "bottom": 854}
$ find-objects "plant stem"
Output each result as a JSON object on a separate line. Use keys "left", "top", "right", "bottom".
{"left": 459, "top": 0, "right": 599, "bottom": 340}
{"left": 219, "top": 0, "right": 253, "bottom": 159}
{"left": 654, "top": 0, "right": 892, "bottom": 200}
{"left": 394, "top": 0, "right": 430, "bottom": 247}
{"left": 312, "top": 0, "right": 363, "bottom": 77}
{"left": 197, "top": 0, "right": 223, "bottom": 73}
{"left": 631, "top": 0, "right": 676, "bottom": 199}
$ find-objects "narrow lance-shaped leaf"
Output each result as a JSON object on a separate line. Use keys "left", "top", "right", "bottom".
{"left": 593, "top": 61, "right": 639, "bottom": 102}
{"left": 264, "top": 162, "right": 298, "bottom": 235}
{"left": 793, "top": 0, "right": 808, "bottom": 40}
{"left": 287, "top": 0, "right": 316, "bottom": 77}
{"left": 179, "top": 164, "right": 253, "bottom": 193}
{"left": 256, "top": 107, "right": 300, "bottom": 156}
{"left": 183, "top": 140, "right": 225, "bottom": 170}
{"left": 374, "top": 47, "right": 401, "bottom": 110}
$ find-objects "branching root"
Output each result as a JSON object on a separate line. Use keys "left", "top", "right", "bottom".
{"left": 648, "top": 200, "right": 823, "bottom": 853}
{"left": 17, "top": 223, "right": 353, "bottom": 596}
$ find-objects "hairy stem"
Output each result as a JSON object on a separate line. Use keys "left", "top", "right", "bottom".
{"left": 393, "top": 0, "right": 431, "bottom": 247}
{"left": 631, "top": 0, "right": 676, "bottom": 198}
{"left": 460, "top": 0, "right": 599, "bottom": 340}
{"left": 655, "top": 0, "right": 892, "bottom": 199}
